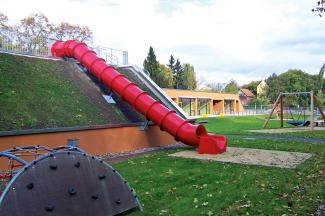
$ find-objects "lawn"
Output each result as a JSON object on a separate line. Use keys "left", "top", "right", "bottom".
{"left": 199, "top": 115, "right": 292, "bottom": 134}
{"left": 111, "top": 115, "right": 325, "bottom": 215}
{"left": 200, "top": 115, "right": 325, "bottom": 139}
{"left": 0, "top": 53, "right": 107, "bottom": 131}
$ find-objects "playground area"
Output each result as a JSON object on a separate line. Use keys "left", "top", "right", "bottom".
{"left": 110, "top": 115, "right": 325, "bottom": 215}
{"left": 0, "top": 41, "right": 324, "bottom": 215}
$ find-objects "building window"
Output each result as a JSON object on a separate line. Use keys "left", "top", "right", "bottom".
{"left": 179, "top": 98, "right": 195, "bottom": 116}
{"left": 198, "top": 98, "right": 210, "bottom": 115}
{"left": 224, "top": 100, "right": 234, "bottom": 114}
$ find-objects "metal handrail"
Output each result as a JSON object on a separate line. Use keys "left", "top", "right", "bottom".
{"left": 0, "top": 35, "right": 129, "bottom": 65}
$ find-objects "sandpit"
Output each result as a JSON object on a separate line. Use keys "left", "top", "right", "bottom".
{"left": 170, "top": 147, "right": 312, "bottom": 168}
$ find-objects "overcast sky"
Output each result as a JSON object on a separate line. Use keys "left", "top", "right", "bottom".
{"left": 1, "top": 0, "right": 325, "bottom": 85}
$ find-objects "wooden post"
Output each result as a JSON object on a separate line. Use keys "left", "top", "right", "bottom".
{"left": 310, "top": 91, "right": 314, "bottom": 130}
{"left": 263, "top": 94, "right": 282, "bottom": 128}
{"left": 194, "top": 98, "right": 198, "bottom": 116}
{"left": 314, "top": 95, "right": 325, "bottom": 121}
{"left": 280, "top": 94, "right": 283, "bottom": 128}
{"left": 210, "top": 99, "right": 213, "bottom": 115}
{"left": 222, "top": 100, "right": 225, "bottom": 115}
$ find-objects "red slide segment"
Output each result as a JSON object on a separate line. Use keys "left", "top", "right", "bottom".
{"left": 51, "top": 40, "right": 227, "bottom": 154}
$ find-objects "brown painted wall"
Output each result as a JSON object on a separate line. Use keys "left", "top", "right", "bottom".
{"left": 0, "top": 125, "right": 175, "bottom": 169}
{"left": 213, "top": 101, "right": 224, "bottom": 114}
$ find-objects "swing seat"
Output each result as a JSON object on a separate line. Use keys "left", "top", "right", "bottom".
{"left": 287, "top": 120, "right": 310, "bottom": 127}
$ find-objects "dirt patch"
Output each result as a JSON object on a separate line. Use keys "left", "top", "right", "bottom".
{"left": 169, "top": 147, "right": 312, "bottom": 168}
{"left": 247, "top": 127, "right": 325, "bottom": 134}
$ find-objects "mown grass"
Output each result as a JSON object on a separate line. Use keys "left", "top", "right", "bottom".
{"left": 115, "top": 138, "right": 324, "bottom": 215}
{"left": 201, "top": 115, "right": 325, "bottom": 139}
{"left": 113, "top": 115, "right": 325, "bottom": 215}
{"left": 0, "top": 53, "right": 106, "bottom": 131}
{"left": 199, "top": 115, "right": 292, "bottom": 134}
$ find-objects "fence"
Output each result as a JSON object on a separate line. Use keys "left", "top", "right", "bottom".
{"left": 222, "top": 105, "right": 271, "bottom": 116}
{"left": 223, "top": 104, "right": 325, "bottom": 117}
{"left": 0, "top": 32, "right": 49, "bottom": 56}
{"left": 91, "top": 45, "right": 128, "bottom": 66}
{"left": 0, "top": 33, "right": 128, "bottom": 65}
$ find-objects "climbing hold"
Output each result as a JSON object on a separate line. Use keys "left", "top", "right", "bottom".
{"left": 26, "top": 183, "right": 34, "bottom": 190}
{"left": 74, "top": 162, "right": 80, "bottom": 168}
{"left": 98, "top": 174, "right": 106, "bottom": 180}
{"left": 45, "top": 205, "right": 55, "bottom": 212}
{"left": 50, "top": 164, "right": 57, "bottom": 170}
{"left": 91, "top": 195, "right": 99, "bottom": 200}
{"left": 68, "top": 188, "right": 77, "bottom": 196}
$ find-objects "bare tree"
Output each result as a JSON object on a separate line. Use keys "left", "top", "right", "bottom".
{"left": 0, "top": 13, "right": 11, "bottom": 35}
{"left": 0, "top": 13, "right": 8, "bottom": 30}
{"left": 206, "top": 82, "right": 225, "bottom": 92}
{"left": 54, "top": 22, "right": 93, "bottom": 44}
{"left": 0, "top": 13, "right": 12, "bottom": 49}
{"left": 15, "top": 13, "right": 53, "bottom": 53}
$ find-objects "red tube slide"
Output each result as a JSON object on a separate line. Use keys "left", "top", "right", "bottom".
{"left": 51, "top": 40, "right": 227, "bottom": 154}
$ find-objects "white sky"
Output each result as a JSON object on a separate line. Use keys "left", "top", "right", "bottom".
{"left": 1, "top": 0, "right": 324, "bottom": 85}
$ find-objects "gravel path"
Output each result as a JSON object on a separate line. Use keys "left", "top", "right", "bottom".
{"left": 227, "top": 134, "right": 325, "bottom": 143}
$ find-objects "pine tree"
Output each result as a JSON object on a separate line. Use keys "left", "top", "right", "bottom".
{"left": 143, "top": 47, "right": 159, "bottom": 81}
{"left": 173, "top": 58, "right": 184, "bottom": 89}
{"left": 167, "top": 55, "right": 175, "bottom": 71}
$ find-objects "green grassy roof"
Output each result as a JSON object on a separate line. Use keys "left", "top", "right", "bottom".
{"left": 0, "top": 53, "right": 146, "bottom": 131}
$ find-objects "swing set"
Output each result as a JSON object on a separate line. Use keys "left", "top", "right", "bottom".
{"left": 263, "top": 91, "right": 325, "bottom": 130}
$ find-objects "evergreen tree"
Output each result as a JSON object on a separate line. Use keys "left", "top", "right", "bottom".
{"left": 180, "top": 63, "right": 197, "bottom": 90}
{"left": 167, "top": 55, "right": 175, "bottom": 71}
{"left": 173, "top": 58, "right": 184, "bottom": 88}
{"left": 143, "top": 46, "right": 159, "bottom": 81}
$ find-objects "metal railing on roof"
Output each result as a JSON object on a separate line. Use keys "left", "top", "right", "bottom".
{"left": 0, "top": 33, "right": 128, "bottom": 65}
{"left": 0, "top": 32, "right": 49, "bottom": 56}
{"left": 91, "top": 45, "right": 128, "bottom": 66}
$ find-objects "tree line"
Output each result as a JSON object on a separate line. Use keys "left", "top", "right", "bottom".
{"left": 143, "top": 47, "right": 197, "bottom": 90}
{"left": 0, "top": 12, "right": 93, "bottom": 52}
{"left": 173, "top": 65, "right": 324, "bottom": 106}
{"left": 242, "top": 69, "right": 325, "bottom": 105}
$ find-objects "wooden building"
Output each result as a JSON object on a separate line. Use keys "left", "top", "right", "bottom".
{"left": 163, "top": 89, "right": 244, "bottom": 116}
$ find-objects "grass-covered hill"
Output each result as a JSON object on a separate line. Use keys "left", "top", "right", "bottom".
{"left": 0, "top": 52, "right": 143, "bottom": 131}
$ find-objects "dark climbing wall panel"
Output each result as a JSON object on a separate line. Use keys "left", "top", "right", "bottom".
{"left": 0, "top": 151, "right": 140, "bottom": 216}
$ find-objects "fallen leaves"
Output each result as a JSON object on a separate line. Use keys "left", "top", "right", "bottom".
{"left": 167, "top": 187, "right": 177, "bottom": 194}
